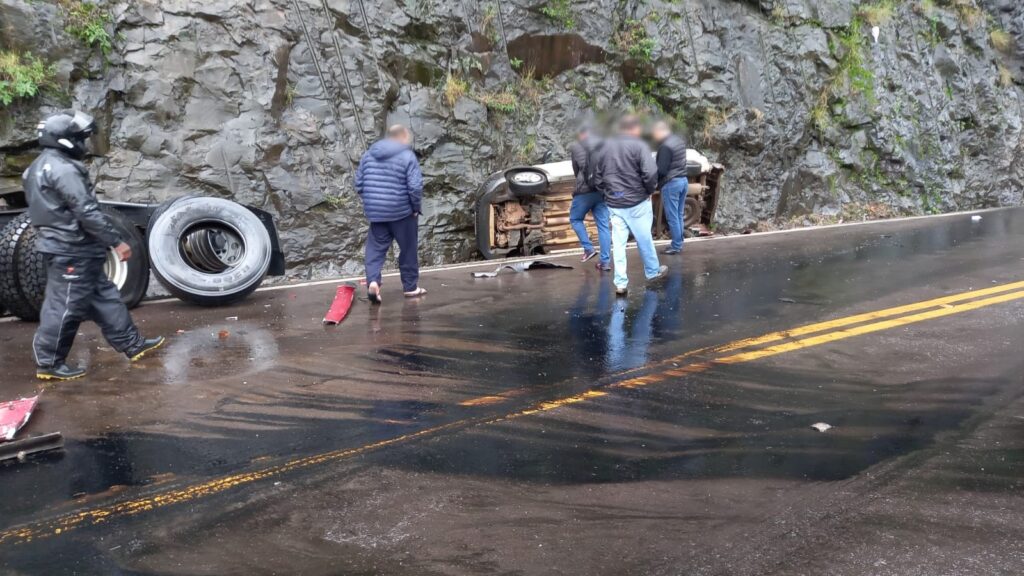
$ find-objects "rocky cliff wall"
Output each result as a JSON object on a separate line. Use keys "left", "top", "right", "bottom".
{"left": 1, "top": 0, "right": 1022, "bottom": 277}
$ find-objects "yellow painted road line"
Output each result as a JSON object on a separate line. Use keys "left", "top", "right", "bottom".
{"left": 458, "top": 280, "right": 1024, "bottom": 407}
{"left": 715, "top": 289, "right": 1024, "bottom": 365}
{"left": 3, "top": 282, "right": 1023, "bottom": 547}
{"left": 690, "top": 280, "right": 1024, "bottom": 356}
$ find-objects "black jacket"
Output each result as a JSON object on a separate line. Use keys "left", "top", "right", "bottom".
{"left": 23, "top": 149, "right": 121, "bottom": 258}
{"left": 597, "top": 135, "right": 658, "bottom": 209}
{"left": 569, "top": 136, "right": 604, "bottom": 196}
{"left": 656, "top": 134, "right": 689, "bottom": 188}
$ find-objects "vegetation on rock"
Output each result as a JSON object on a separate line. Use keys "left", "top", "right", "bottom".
{"left": 540, "top": 0, "right": 575, "bottom": 29}
{"left": 616, "top": 19, "right": 656, "bottom": 62}
{"left": 59, "top": 0, "right": 114, "bottom": 55}
{"left": 990, "top": 29, "right": 1014, "bottom": 53}
{"left": 0, "top": 51, "right": 54, "bottom": 108}
{"left": 443, "top": 72, "right": 469, "bottom": 107}
{"left": 812, "top": 19, "right": 875, "bottom": 132}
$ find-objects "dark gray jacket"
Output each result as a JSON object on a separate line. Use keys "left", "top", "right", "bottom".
{"left": 569, "top": 136, "right": 604, "bottom": 196}
{"left": 23, "top": 149, "right": 121, "bottom": 258}
{"left": 656, "top": 134, "right": 689, "bottom": 188}
{"left": 597, "top": 135, "right": 658, "bottom": 209}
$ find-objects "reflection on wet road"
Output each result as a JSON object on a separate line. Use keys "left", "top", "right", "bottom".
{"left": 1, "top": 210, "right": 1023, "bottom": 574}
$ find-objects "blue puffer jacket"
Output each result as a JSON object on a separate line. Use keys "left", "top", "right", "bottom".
{"left": 355, "top": 139, "right": 424, "bottom": 223}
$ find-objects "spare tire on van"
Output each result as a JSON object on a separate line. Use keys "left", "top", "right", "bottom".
{"left": 147, "top": 196, "right": 272, "bottom": 306}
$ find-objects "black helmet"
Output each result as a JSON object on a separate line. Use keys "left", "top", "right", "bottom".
{"left": 37, "top": 110, "right": 97, "bottom": 160}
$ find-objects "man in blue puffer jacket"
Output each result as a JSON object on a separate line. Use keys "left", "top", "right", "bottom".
{"left": 355, "top": 124, "right": 426, "bottom": 303}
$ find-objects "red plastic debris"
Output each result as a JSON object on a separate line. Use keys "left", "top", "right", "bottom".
{"left": 323, "top": 284, "right": 356, "bottom": 325}
{"left": 1, "top": 395, "right": 40, "bottom": 442}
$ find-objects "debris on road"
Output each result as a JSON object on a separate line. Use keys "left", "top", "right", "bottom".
{"left": 471, "top": 260, "right": 573, "bottom": 279}
{"left": 323, "top": 285, "right": 356, "bottom": 325}
{"left": 218, "top": 330, "right": 230, "bottom": 340}
{"left": 971, "top": 215, "right": 983, "bottom": 222}
{"left": 0, "top": 432, "right": 64, "bottom": 462}
{"left": 1, "top": 395, "right": 39, "bottom": 441}
{"left": 1, "top": 395, "right": 63, "bottom": 463}
{"left": 811, "top": 422, "right": 833, "bottom": 432}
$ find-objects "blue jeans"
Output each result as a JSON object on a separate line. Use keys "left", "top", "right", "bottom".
{"left": 569, "top": 192, "right": 611, "bottom": 264}
{"left": 661, "top": 177, "right": 688, "bottom": 250}
{"left": 608, "top": 198, "right": 662, "bottom": 290}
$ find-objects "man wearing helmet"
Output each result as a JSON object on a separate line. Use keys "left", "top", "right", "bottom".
{"left": 23, "top": 110, "right": 164, "bottom": 381}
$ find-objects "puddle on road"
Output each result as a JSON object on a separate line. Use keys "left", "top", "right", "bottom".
{"left": 160, "top": 322, "right": 279, "bottom": 384}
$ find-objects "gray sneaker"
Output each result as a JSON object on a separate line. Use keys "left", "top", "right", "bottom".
{"left": 647, "top": 265, "right": 669, "bottom": 282}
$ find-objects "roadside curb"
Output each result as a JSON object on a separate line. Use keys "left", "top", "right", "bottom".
{"left": 0, "top": 207, "right": 1004, "bottom": 319}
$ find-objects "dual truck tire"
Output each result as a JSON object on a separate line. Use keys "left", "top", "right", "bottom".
{"left": 0, "top": 197, "right": 272, "bottom": 321}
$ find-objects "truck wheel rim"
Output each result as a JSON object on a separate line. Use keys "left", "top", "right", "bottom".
{"left": 104, "top": 248, "right": 129, "bottom": 290}
{"left": 179, "top": 220, "right": 246, "bottom": 274}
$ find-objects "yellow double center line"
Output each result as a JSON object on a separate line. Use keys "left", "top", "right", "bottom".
{"left": 3, "top": 280, "right": 1023, "bottom": 546}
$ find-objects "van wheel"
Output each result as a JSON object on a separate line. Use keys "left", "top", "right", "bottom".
{"left": 683, "top": 196, "right": 702, "bottom": 228}
{"left": 504, "top": 167, "right": 548, "bottom": 197}
{"left": 148, "top": 196, "right": 272, "bottom": 306}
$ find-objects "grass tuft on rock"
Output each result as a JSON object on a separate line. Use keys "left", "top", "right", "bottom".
{"left": 476, "top": 89, "right": 518, "bottom": 114}
{"left": 616, "top": 19, "right": 656, "bottom": 62}
{"left": 997, "top": 64, "right": 1014, "bottom": 88}
{"left": 540, "top": 0, "right": 575, "bottom": 29}
{"left": 443, "top": 72, "right": 468, "bottom": 107}
{"left": 858, "top": 1, "right": 896, "bottom": 27}
{"left": 943, "top": 0, "right": 985, "bottom": 28}
{"left": 990, "top": 29, "right": 1014, "bottom": 53}
{"left": 60, "top": 0, "right": 114, "bottom": 55}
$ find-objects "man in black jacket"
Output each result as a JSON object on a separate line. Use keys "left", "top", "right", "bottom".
{"left": 568, "top": 125, "right": 611, "bottom": 270}
{"left": 598, "top": 115, "right": 667, "bottom": 295}
{"left": 23, "top": 111, "right": 164, "bottom": 380}
{"left": 653, "top": 121, "right": 689, "bottom": 255}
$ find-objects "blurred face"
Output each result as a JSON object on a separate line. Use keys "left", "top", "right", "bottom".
{"left": 652, "top": 125, "right": 670, "bottom": 143}
{"left": 393, "top": 132, "right": 411, "bottom": 146}
{"left": 624, "top": 125, "right": 642, "bottom": 138}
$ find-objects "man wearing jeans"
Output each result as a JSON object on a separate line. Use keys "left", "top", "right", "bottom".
{"left": 568, "top": 125, "right": 611, "bottom": 270}
{"left": 652, "top": 121, "right": 689, "bottom": 255}
{"left": 598, "top": 115, "right": 668, "bottom": 295}
{"left": 356, "top": 124, "right": 426, "bottom": 304}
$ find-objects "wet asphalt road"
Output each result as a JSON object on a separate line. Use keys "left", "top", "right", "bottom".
{"left": 1, "top": 209, "right": 1023, "bottom": 575}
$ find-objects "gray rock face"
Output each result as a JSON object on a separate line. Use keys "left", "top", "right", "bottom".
{"left": 1, "top": 0, "right": 1022, "bottom": 277}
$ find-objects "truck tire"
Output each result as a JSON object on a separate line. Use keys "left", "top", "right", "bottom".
{"left": 0, "top": 214, "right": 41, "bottom": 321}
{"left": 148, "top": 196, "right": 272, "bottom": 306}
{"left": 15, "top": 225, "right": 46, "bottom": 320}
{"left": 7, "top": 208, "right": 150, "bottom": 321}
{"left": 99, "top": 207, "right": 150, "bottom": 309}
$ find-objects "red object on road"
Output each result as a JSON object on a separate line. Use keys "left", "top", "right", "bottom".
{"left": 323, "top": 284, "right": 356, "bottom": 325}
{"left": 1, "top": 395, "right": 40, "bottom": 442}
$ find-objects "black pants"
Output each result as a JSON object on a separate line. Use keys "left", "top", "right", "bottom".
{"left": 365, "top": 214, "right": 419, "bottom": 292}
{"left": 33, "top": 254, "right": 142, "bottom": 368}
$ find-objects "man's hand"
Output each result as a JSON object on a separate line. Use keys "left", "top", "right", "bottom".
{"left": 113, "top": 242, "right": 132, "bottom": 262}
